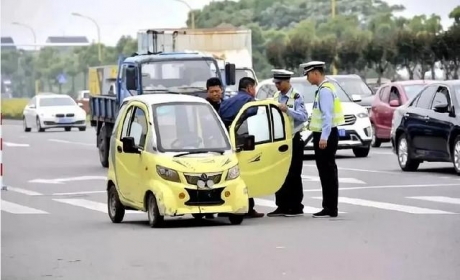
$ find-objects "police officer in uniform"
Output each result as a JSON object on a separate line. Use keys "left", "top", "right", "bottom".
{"left": 301, "top": 61, "right": 345, "bottom": 218}
{"left": 267, "top": 70, "right": 308, "bottom": 217}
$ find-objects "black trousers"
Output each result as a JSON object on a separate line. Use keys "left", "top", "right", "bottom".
{"left": 275, "top": 132, "right": 304, "bottom": 211}
{"left": 312, "top": 127, "right": 339, "bottom": 212}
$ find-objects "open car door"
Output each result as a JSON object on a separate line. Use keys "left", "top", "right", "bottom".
{"left": 229, "top": 100, "right": 293, "bottom": 198}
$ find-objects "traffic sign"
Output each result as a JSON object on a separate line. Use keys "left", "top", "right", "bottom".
{"left": 57, "top": 73, "right": 67, "bottom": 84}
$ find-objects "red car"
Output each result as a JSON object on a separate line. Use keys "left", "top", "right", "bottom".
{"left": 370, "top": 80, "right": 436, "bottom": 147}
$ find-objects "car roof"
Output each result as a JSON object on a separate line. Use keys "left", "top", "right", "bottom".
{"left": 36, "top": 93, "right": 72, "bottom": 98}
{"left": 390, "top": 80, "right": 437, "bottom": 86}
{"left": 126, "top": 94, "right": 209, "bottom": 106}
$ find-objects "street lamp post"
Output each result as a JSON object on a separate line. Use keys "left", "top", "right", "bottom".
{"left": 71, "top": 12, "right": 102, "bottom": 62}
{"left": 12, "top": 22, "right": 38, "bottom": 95}
{"left": 331, "top": 0, "right": 338, "bottom": 75}
{"left": 173, "top": 0, "right": 195, "bottom": 29}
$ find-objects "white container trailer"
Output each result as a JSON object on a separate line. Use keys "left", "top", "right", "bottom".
{"left": 137, "top": 28, "right": 253, "bottom": 69}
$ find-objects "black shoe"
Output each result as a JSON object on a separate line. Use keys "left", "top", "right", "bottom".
{"left": 312, "top": 209, "right": 338, "bottom": 218}
{"left": 245, "top": 210, "right": 265, "bottom": 218}
{"left": 284, "top": 209, "right": 304, "bottom": 217}
{"left": 267, "top": 208, "right": 287, "bottom": 217}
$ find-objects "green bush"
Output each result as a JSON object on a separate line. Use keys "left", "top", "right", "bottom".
{"left": 1, "top": 98, "right": 29, "bottom": 119}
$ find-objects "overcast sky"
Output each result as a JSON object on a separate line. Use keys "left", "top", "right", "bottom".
{"left": 1, "top": 0, "right": 458, "bottom": 49}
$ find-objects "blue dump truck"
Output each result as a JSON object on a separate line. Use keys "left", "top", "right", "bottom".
{"left": 90, "top": 30, "right": 236, "bottom": 167}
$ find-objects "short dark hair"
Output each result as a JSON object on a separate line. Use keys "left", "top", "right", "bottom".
{"left": 206, "top": 77, "right": 222, "bottom": 90}
{"left": 238, "top": 77, "right": 256, "bottom": 91}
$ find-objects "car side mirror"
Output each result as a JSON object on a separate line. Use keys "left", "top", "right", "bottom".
{"left": 389, "top": 100, "right": 400, "bottom": 107}
{"left": 126, "top": 67, "right": 138, "bottom": 91}
{"left": 77, "top": 102, "right": 83, "bottom": 107}
{"left": 121, "top": 136, "right": 141, "bottom": 154}
{"left": 225, "top": 63, "right": 236, "bottom": 86}
{"left": 433, "top": 103, "right": 449, "bottom": 113}
{"left": 29, "top": 105, "right": 36, "bottom": 109}
{"left": 352, "top": 94, "right": 362, "bottom": 102}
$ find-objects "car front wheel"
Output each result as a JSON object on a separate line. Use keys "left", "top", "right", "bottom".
{"left": 452, "top": 136, "right": 460, "bottom": 175}
{"left": 397, "top": 133, "right": 420, "bottom": 171}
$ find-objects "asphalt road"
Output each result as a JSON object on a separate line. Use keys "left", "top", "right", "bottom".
{"left": 2, "top": 120, "right": 460, "bottom": 280}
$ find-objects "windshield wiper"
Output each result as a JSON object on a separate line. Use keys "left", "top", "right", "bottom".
{"left": 173, "top": 150, "right": 225, "bottom": 157}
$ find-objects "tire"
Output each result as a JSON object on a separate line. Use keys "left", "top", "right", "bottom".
{"left": 228, "top": 214, "right": 244, "bottom": 225}
{"left": 397, "top": 133, "right": 420, "bottom": 171}
{"left": 98, "top": 135, "right": 109, "bottom": 168}
{"left": 107, "top": 185, "right": 125, "bottom": 223}
{"left": 371, "top": 124, "right": 381, "bottom": 147}
{"left": 353, "top": 146, "right": 370, "bottom": 158}
{"left": 79, "top": 127, "right": 86, "bottom": 131}
{"left": 147, "top": 193, "right": 164, "bottom": 228}
{"left": 65, "top": 127, "right": 71, "bottom": 132}
{"left": 36, "top": 117, "right": 45, "bottom": 132}
{"left": 452, "top": 136, "right": 460, "bottom": 175}
{"left": 23, "top": 117, "right": 31, "bottom": 132}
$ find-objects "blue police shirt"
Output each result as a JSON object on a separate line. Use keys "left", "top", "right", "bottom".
{"left": 218, "top": 91, "right": 257, "bottom": 127}
{"left": 316, "top": 81, "right": 334, "bottom": 140}
{"left": 277, "top": 87, "right": 308, "bottom": 132}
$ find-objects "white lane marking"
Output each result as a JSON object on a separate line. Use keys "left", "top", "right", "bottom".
{"left": 4, "top": 142, "right": 30, "bottom": 147}
{"left": 1, "top": 200, "right": 48, "bottom": 214}
{"left": 53, "top": 198, "right": 143, "bottom": 214}
{"left": 302, "top": 164, "right": 400, "bottom": 175}
{"left": 371, "top": 151, "right": 393, "bottom": 155}
{"left": 311, "top": 197, "right": 456, "bottom": 214}
{"left": 302, "top": 175, "right": 365, "bottom": 184}
{"left": 254, "top": 198, "right": 345, "bottom": 214}
{"left": 303, "top": 183, "right": 460, "bottom": 192}
{"left": 408, "top": 196, "right": 460, "bottom": 205}
{"left": 6, "top": 187, "right": 42, "bottom": 196}
{"left": 29, "top": 176, "right": 106, "bottom": 184}
{"left": 48, "top": 139, "right": 93, "bottom": 146}
{"left": 52, "top": 190, "right": 106, "bottom": 196}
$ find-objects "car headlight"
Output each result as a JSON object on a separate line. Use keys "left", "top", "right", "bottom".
{"left": 226, "top": 165, "right": 240, "bottom": 180}
{"left": 156, "top": 165, "right": 180, "bottom": 182}
{"left": 357, "top": 112, "right": 368, "bottom": 118}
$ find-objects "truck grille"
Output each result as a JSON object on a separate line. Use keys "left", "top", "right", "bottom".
{"left": 184, "top": 173, "right": 222, "bottom": 185}
{"left": 184, "top": 187, "right": 225, "bottom": 206}
{"left": 344, "top": 114, "right": 356, "bottom": 125}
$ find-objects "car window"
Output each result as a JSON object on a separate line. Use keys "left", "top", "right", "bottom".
{"left": 38, "top": 97, "right": 76, "bottom": 107}
{"left": 129, "top": 107, "right": 148, "bottom": 148}
{"left": 331, "top": 76, "right": 373, "bottom": 97}
{"left": 290, "top": 79, "right": 352, "bottom": 103}
{"left": 236, "top": 105, "right": 271, "bottom": 145}
{"left": 28, "top": 97, "right": 36, "bottom": 107}
{"left": 271, "top": 105, "right": 285, "bottom": 141}
{"left": 403, "top": 84, "right": 427, "bottom": 99}
{"left": 431, "top": 89, "right": 448, "bottom": 109}
{"left": 120, "top": 106, "right": 134, "bottom": 139}
{"left": 414, "top": 85, "right": 438, "bottom": 109}
{"left": 378, "top": 86, "right": 390, "bottom": 103}
{"left": 389, "top": 87, "right": 400, "bottom": 101}
{"left": 256, "top": 84, "right": 277, "bottom": 100}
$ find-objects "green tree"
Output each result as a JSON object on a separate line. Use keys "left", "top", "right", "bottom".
{"left": 449, "top": 5, "right": 460, "bottom": 25}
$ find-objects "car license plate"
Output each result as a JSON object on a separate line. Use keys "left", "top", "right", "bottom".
{"left": 58, "top": 118, "right": 71, "bottom": 123}
{"left": 338, "top": 129, "right": 346, "bottom": 137}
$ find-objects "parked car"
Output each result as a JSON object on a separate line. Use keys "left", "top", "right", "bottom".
{"left": 256, "top": 77, "right": 372, "bottom": 157}
{"left": 330, "top": 74, "right": 375, "bottom": 111}
{"left": 391, "top": 80, "right": 460, "bottom": 174}
{"left": 22, "top": 93, "right": 87, "bottom": 132}
{"left": 370, "top": 80, "right": 436, "bottom": 147}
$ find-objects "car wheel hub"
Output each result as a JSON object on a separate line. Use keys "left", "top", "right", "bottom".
{"left": 398, "top": 138, "right": 408, "bottom": 166}
{"left": 109, "top": 193, "right": 116, "bottom": 216}
{"left": 454, "top": 142, "right": 460, "bottom": 170}
{"left": 148, "top": 197, "right": 155, "bottom": 222}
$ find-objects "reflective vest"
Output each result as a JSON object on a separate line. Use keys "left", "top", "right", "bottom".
{"left": 273, "top": 89, "right": 306, "bottom": 134}
{"left": 308, "top": 81, "right": 345, "bottom": 132}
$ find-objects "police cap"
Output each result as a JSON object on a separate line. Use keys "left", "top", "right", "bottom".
{"left": 300, "top": 61, "right": 325, "bottom": 76}
{"left": 272, "top": 69, "right": 294, "bottom": 83}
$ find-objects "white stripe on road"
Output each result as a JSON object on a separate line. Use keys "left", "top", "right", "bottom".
{"left": 254, "top": 198, "right": 346, "bottom": 214}
{"left": 52, "top": 190, "right": 106, "bottom": 196}
{"left": 48, "top": 139, "right": 93, "bottom": 146}
{"left": 304, "top": 183, "right": 460, "bottom": 192}
{"left": 1, "top": 200, "right": 48, "bottom": 214}
{"left": 302, "top": 175, "right": 365, "bottom": 184}
{"left": 302, "top": 164, "right": 400, "bottom": 175}
{"left": 4, "top": 142, "right": 30, "bottom": 147}
{"left": 6, "top": 187, "right": 42, "bottom": 196}
{"left": 408, "top": 196, "right": 460, "bottom": 205}
{"left": 312, "top": 197, "right": 456, "bottom": 214}
{"left": 53, "top": 198, "right": 143, "bottom": 214}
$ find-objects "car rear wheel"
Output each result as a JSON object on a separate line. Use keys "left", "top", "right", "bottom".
{"left": 23, "top": 117, "right": 31, "bottom": 132}
{"left": 452, "top": 136, "right": 460, "bottom": 175}
{"left": 371, "top": 124, "right": 381, "bottom": 147}
{"left": 147, "top": 193, "right": 164, "bottom": 228}
{"left": 108, "top": 185, "right": 125, "bottom": 223}
{"left": 397, "top": 133, "right": 420, "bottom": 171}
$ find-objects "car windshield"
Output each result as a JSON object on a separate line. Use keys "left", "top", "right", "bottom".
{"left": 39, "top": 97, "right": 76, "bottom": 106}
{"left": 290, "top": 79, "right": 352, "bottom": 103}
{"left": 454, "top": 84, "right": 460, "bottom": 100}
{"left": 141, "top": 59, "right": 220, "bottom": 91}
{"left": 332, "top": 76, "right": 373, "bottom": 97}
{"left": 222, "top": 69, "right": 256, "bottom": 92}
{"left": 153, "top": 102, "right": 231, "bottom": 152}
{"left": 403, "top": 84, "right": 427, "bottom": 99}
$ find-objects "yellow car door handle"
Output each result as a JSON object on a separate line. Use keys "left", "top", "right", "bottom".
{"left": 278, "top": 144, "right": 289, "bottom": 152}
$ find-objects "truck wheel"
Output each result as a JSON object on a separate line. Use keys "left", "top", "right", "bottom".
{"left": 99, "top": 136, "right": 109, "bottom": 168}
{"left": 353, "top": 146, "right": 370, "bottom": 158}
{"left": 228, "top": 214, "right": 244, "bottom": 225}
{"left": 108, "top": 184, "right": 125, "bottom": 223}
{"left": 147, "top": 193, "right": 164, "bottom": 228}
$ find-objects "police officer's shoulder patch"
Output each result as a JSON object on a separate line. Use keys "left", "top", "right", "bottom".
{"left": 294, "top": 93, "right": 300, "bottom": 99}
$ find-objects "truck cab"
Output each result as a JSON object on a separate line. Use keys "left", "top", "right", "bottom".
{"left": 90, "top": 31, "right": 236, "bottom": 168}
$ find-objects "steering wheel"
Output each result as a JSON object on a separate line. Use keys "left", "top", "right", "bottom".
{"left": 171, "top": 136, "right": 203, "bottom": 149}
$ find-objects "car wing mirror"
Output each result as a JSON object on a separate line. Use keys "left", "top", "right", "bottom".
{"left": 121, "top": 136, "right": 141, "bottom": 154}
{"left": 351, "top": 94, "right": 362, "bottom": 102}
{"left": 433, "top": 103, "right": 449, "bottom": 113}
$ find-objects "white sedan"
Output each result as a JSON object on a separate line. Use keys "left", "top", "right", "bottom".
{"left": 23, "top": 93, "right": 87, "bottom": 132}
